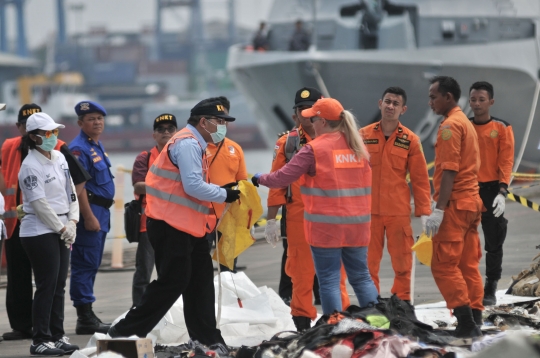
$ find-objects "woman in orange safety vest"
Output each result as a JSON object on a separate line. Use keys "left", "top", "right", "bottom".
{"left": 252, "top": 98, "right": 378, "bottom": 314}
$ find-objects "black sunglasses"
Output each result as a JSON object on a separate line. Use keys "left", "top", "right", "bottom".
{"left": 155, "top": 126, "right": 176, "bottom": 134}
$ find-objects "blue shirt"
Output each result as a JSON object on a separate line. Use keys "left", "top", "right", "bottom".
{"left": 169, "top": 125, "right": 226, "bottom": 203}
{"left": 69, "top": 130, "right": 115, "bottom": 233}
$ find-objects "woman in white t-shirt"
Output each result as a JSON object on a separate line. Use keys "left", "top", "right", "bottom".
{"left": 18, "top": 113, "right": 80, "bottom": 356}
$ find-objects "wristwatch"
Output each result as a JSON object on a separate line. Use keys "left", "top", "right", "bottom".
{"left": 499, "top": 189, "right": 508, "bottom": 197}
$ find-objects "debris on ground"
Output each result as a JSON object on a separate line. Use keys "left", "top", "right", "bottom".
{"left": 73, "top": 266, "right": 540, "bottom": 358}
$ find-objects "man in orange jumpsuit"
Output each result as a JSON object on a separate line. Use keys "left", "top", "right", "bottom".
{"left": 468, "top": 81, "right": 514, "bottom": 306}
{"left": 205, "top": 96, "right": 248, "bottom": 272}
{"left": 361, "top": 87, "right": 431, "bottom": 302}
{"left": 267, "top": 87, "right": 349, "bottom": 332}
{"left": 426, "top": 76, "right": 483, "bottom": 338}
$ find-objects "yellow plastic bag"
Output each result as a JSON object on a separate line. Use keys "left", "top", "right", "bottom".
{"left": 411, "top": 232, "right": 432, "bottom": 267}
{"left": 212, "top": 181, "right": 263, "bottom": 270}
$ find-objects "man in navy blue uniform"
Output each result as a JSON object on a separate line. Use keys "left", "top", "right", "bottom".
{"left": 69, "top": 101, "right": 114, "bottom": 334}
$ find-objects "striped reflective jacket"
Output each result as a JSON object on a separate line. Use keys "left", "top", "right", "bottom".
{"left": 1, "top": 136, "right": 64, "bottom": 238}
{"left": 144, "top": 128, "right": 216, "bottom": 237}
{"left": 300, "top": 132, "right": 371, "bottom": 247}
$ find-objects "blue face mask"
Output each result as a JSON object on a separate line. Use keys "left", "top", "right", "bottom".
{"left": 36, "top": 134, "right": 58, "bottom": 152}
{"left": 205, "top": 120, "right": 227, "bottom": 144}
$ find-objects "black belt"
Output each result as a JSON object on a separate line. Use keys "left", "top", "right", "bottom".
{"left": 478, "top": 181, "right": 499, "bottom": 189}
{"left": 87, "top": 190, "right": 114, "bottom": 209}
{"left": 27, "top": 213, "right": 68, "bottom": 216}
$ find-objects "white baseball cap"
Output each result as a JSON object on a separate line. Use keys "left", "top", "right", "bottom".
{"left": 26, "top": 113, "right": 65, "bottom": 132}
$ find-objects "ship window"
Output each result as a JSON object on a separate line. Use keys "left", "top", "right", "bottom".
{"left": 441, "top": 20, "right": 455, "bottom": 40}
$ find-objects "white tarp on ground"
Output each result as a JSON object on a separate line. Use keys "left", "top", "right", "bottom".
{"left": 72, "top": 272, "right": 295, "bottom": 357}
{"left": 149, "top": 271, "right": 295, "bottom": 347}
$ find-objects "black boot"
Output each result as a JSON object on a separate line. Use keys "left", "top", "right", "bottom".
{"left": 292, "top": 316, "right": 311, "bottom": 332}
{"left": 88, "top": 303, "right": 111, "bottom": 325}
{"left": 483, "top": 280, "right": 498, "bottom": 306}
{"left": 472, "top": 309, "right": 483, "bottom": 327}
{"left": 453, "top": 306, "right": 482, "bottom": 338}
{"left": 75, "top": 304, "right": 111, "bottom": 335}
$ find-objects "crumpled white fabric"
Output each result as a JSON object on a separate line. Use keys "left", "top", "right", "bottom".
{"left": 106, "top": 272, "right": 295, "bottom": 348}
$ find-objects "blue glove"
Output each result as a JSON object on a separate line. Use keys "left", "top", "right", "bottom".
{"left": 251, "top": 173, "right": 262, "bottom": 187}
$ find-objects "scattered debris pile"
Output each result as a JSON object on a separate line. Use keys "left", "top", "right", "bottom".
{"left": 154, "top": 295, "right": 471, "bottom": 358}
{"left": 507, "top": 253, "right": 540, "bottom": 297}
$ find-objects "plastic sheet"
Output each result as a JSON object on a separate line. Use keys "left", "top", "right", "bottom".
{"left": 75, "top": 272, "right": 295, "bottom": 358}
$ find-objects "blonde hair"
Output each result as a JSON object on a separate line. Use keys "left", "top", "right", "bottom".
{"left": 327, "top": 110, "right": 369, "bottom": 160}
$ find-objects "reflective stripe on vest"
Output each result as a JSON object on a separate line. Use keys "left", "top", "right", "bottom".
{"left": 5, "top": 188, "right": 15, "bottom": 195}
{"left": 146, "top": 186, "right": 211, "bottom": 215}
{"left": 304, "top": 212, "right": 370, "bottom": 224}
{"left": 144, "top": 127, "right": 216, "bottom": 237}
{"left": 149, "top": 164, "right": 181, "bottom": 181}
{"left": 300, "top": 186, "right": 371, "bottom": 197}
{"left": 300, "top": 132, "right": 372, "bottom": 248}
{"left": 3, "top": 210, "right": 17, "bottom": 219}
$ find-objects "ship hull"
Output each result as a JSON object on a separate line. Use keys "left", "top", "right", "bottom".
{"left": 228, "top": 39, "right": 540, "bottom": 169}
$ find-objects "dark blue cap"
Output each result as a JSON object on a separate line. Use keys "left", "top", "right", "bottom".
{"left": 75, "top": 101, "right": 107, "bottom": 117}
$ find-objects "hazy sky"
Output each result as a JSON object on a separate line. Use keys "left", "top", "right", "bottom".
{"left": 4, "top": 0, "right": 274, "bottom": 49}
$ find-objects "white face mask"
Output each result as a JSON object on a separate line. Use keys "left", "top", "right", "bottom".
{"left": 204, "top": 119, "right": 227, "bottom": 143}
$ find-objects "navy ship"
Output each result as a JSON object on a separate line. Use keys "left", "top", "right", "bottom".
{"left": 228, "top": 0, "right": 540, "bottom": 170}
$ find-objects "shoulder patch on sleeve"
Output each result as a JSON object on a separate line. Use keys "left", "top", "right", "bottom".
{"left": 441, "top": 129, "right": 452, "bottom": 140}
{"left": 23, "top": 175, "right": 38, "bottom": 190}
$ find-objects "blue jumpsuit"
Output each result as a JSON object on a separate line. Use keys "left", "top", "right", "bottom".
{"left": 69, "top": 130, "right": 115, "bottom": 306}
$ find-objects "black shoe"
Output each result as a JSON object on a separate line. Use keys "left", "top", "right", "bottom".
{"left": 107, "top": 325, "right": 123, "bottom": 338}
{"left": 292, "top": 316, "right": 311, "bottom": 332}
{"left": 483, "top": 280, "right": 498, "bottom": 306}
{"left": 453, "top": 306, "right": 482, "bottom": 338}
{"left": 30, "top": 342, "right": 64, "bottom": 356}
{"left": 3, "top": 329, "right": 33, "bottom": 340}
{"left": 75, "top": 304, "right": 111, "bottom": 335}
{"left": 54, "top": 337, "right": 79, "bottom": 354}
{"left": 472, "top": 309, "right": 483, "bottom": 327}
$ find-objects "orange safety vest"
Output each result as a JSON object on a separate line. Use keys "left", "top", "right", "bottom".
{"left": 1, "top": 136, "right": 65, "bottom": 238}
{"left": 300, "top": 132, "right": 371, "bottom": 248}
{"left": 136, "top": 146, "right": 160, "bottom": 233}
{"left": 144, "top": 127, "right": 217, "bottom": 237}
